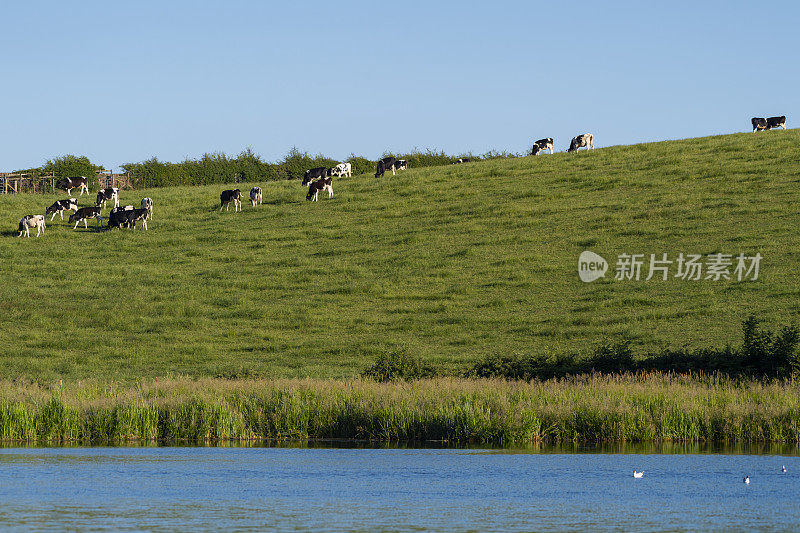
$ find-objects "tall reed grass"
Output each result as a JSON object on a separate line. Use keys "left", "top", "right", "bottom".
{"left": 0, "top": 375, "right": 797, "bottom": 446}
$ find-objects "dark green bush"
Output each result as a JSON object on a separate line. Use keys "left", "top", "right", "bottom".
{"left": 464, "top": 316, "right": 800, "bottom": 381}
{"left": 41, "top": 155, "right": 102, "bottom": 180}
{"left": 361, "top": 352, "right": 437, "bottom": 382}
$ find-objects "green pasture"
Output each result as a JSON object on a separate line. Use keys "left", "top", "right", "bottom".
{"left": 1, "top": 130, "right": 799, "bottom": 381}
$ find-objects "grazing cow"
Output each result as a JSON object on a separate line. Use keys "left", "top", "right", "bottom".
{"left": 140, "top": 197, "right": 154, "bottom": 220}
{"left": 95, "top": 187, "right": 119, "bottom": 209}
{"left": 55, "top": 176, "right": 89, "bottom": 196}
{"left": 250, "top": 187, "right": 263, "bottom": 207}
{"left": 531, "top": 138, "right": 554, "bottom": 155}
{"left": 69, "top": 206, "right": 103, "bottom": 229}
{"left": 108, "top": 208, "right": 136, "bottom": 230}
{"left": 751, "top": 117, "right": 768, "bottom": 132}
{"left": 45, "top": 198, "right": 78, "bottom": 221}
{"left": 451, "top": 158, "right": 472, "bottom": 164}
{"left": 396, "top": 160, "right": 407, "bottom": 170}
{"left": 303, "top": 167, "right": 329, "bottom": 186}
{"left": 375, "top": 157, "right": 397, "bottom": 178}
{"left": 767, "top": 116, "right": 786, "bottom": 130}
{"left": 131, "top": 208, "right": 149, "bottom": 230}
{"left": 220, "top": 189, "right": 242, "bottom": 212}
{"left": 18, "top": 215, "right": 45, "bottom": 238}
{"left": 330, "top": 162, "right": 352, "bottom": 178}
{"left": 306, "top": 177, "right": 333, "bottom": 201}
{"left": 108, "top": 207, "right": 148, "bottom": 230}
{"left": 567, "top": 133, "right": 594, "bottom": 152}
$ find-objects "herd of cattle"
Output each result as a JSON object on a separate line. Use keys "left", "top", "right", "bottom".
{"left": 16, "top": 178, "right": 154, "bottom": 237}
{"left": 751, "top": 116, "right": 786, "bottom": 132}
{"left": 12, "top": 117, "right": 789, "bottom": 235}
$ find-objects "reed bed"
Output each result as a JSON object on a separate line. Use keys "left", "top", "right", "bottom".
{"left": 0, "top": 374, "right": 797, "bottom": 446}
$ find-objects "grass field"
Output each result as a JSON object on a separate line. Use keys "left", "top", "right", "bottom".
{"left": 1, "top": 375, "right": 798, "bottom": 445}
{"left": 2, "top": 130, "right": 799, "bottom": 381}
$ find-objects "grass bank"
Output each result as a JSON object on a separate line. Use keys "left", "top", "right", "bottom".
{"left": 1, "top": 130, "right": 799, "bottom": 381}
{"left": 1, "top": 375, "right": 798, "bottom": 446}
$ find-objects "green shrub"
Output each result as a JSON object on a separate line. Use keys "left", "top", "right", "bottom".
{"left": 361, "top": 352, "right": 438, "bottom": 382}
{"left": 41, "top": 155, "right": 102, "bottom": 180}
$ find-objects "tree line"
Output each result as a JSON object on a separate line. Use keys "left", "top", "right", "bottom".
{"left": 15, "top": 148, "right": 520, "bottom": 189}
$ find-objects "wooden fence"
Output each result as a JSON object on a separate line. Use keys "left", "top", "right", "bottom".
{"left": 1, "top": 172, "right": 137, "bottom": 194}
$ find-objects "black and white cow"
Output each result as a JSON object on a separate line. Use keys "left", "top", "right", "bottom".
{"left": 45, "top": 198, "right": 78, "bottom": 221}
{"left": 396, "top": 160, "right": 407, "bottom": 170}
{"left": 131, "top": 208, "right": 149, "bottom": 230}
{"left": 108, "top": 207, "right": 136, "bottom": 230}
{"left": 95, "top": 187, "right": 119, "bottom": 209}
{"left": 751, "top": 117, "right": 768, "bottom": 132}
{"left": 140, "top": 197, "right": 153, "bottom": 220}
{"left": 306, "top": 177, "right": 333, "bottom": 201}
{"left": 250, "top": 187, "right": 263, "bottom": 207}
{"left": 55, "top": 176, "right": 89, "bottom": 196}
{"left": 767, "top": 116, "right": 786, "bottom": 130}
{"left": 451, "top": 158, "right": 472, "bottom": 164}
{"left": 69, "top": 206, "right": 103, "bottom": 229}
{"left": 108, "top": 207, "right": 149, "bottom": 230}
{"left": 330, "top": 162, "right": 352, "bottom": 178}
{"left": 18, "top": 214, "right": 45, "bottom": 237}
{"left": 303, "top": 167, "right": 329, "bottom": 186}
{"left": 375, "top": 157, "right": 397, "bottom": 178}
{"left": 567, "top": 133, "right": 594, "bottom": 152}
{"left": 531, "top": 138, "right": 554, "bottom": 155}
{"left": 220, "top": 189, "right": 242, "bottom": 212}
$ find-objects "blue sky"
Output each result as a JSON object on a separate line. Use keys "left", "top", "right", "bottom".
{"left": 2, "top": 1, "right": 796, "bottom": 171}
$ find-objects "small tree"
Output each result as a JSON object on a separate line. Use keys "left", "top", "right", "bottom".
{"left": 41, "top": 155, "right": 102, "bottom": 179}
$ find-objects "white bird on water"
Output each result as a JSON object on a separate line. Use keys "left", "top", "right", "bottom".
{"left": 782, "top": 465, "right": 787, "bottom": 473}
{"left": 743, "top": 476, "right": 750, "bottom": 484}
{"left": 633, "top": 470, "right": 644, "bottom": 478}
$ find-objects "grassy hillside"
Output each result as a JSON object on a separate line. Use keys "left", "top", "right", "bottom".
{"left": 1, "top": 130, "right": 799, "bottom": 381}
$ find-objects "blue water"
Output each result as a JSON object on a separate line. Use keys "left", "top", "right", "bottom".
{"left": 0, "top": 447, "right": 798, "bottom": 531}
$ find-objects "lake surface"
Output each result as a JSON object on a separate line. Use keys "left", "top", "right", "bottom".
{"left": 0, "top": 445, "right": 797, "bottom": 531}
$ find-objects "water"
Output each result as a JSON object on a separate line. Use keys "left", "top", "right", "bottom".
{"left": 0, "top": 446, "right": 798, "bottom": 531}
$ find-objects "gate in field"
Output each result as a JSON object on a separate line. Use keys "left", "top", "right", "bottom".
{"left": 0, "top": 172, "right": 56, "bottom": 194}
{"left": 95, "top": 171, "right": 137, "bottom": 190}
{"left": 0, "top": 170, "right": 137, "bottom": 194}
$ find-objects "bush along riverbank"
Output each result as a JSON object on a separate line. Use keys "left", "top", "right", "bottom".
{"left": 360, "top": 315, "right": 800, "bottom": 383}
{"left": 0, "top": 374, "right": 798, "bottom": 446}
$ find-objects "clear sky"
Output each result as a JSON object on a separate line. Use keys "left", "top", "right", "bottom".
{"left": 2, "top": 1, "right": 796, "bottom": 171}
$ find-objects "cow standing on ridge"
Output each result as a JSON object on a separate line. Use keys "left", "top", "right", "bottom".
{"left": 375, "top": 157, "right": 397, "bottom": 178}
{"left": 531, "top": 138, "right": 554, "bottom": 155}
{"left": 567, "top": 133, "right": 594, "bottom": 152}
{"left": 767, "top": 116, "right": 786, "bottom": 130}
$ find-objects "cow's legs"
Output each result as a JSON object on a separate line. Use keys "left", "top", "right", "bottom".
{"left": 50, "top": 212, "right": 57, "bottom": 221}
{"left": 84, "top": 219, "right": 89, "bottom": 229}
{"left": 74, "top": 220, "right": 80, "bottom": 230}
